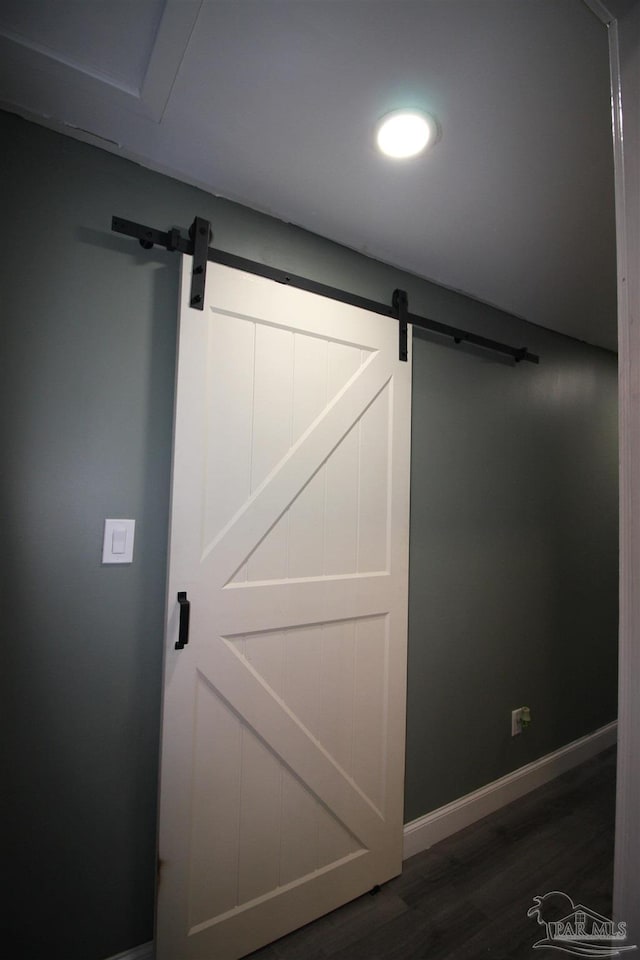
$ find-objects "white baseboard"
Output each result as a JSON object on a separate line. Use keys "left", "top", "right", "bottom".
{"left": 403, "top": 720, "right": 617, "bottom": 860}
{"left": 104, "top": 941, "right": 153, "bottom": 960}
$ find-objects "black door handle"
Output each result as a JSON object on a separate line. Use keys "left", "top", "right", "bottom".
{"left": 175, "top": 591, "right": 190, "bottom": 650}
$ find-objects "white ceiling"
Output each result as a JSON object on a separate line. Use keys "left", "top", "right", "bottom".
{"left": 0, "top": 0, "right": 618, "bottom": 351}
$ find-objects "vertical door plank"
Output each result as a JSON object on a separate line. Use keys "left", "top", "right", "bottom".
{"left": 324, "top": 342, "right": 362, "bottom": 575}
{"left": 189, "top": 679, "right": 243, "bottom": 925}
{"left": 288, "top": 332, "right": 328, "bottom": 575}
{"left": 357, "top": 386, "right": 390, "bottom": 572}
{"left": 318, "top": 622, "right": 356, "bottom": 773}
{"left": 248, "top": 325, "right": 294, "bottom": 582}
{"left": 203, "top": 313, "right": 255, "bottom": 555}
{"left": 279, "top": 770, "right": 320, "bottom": 885}
{"left": 237, "top": 731, "right": 283, "bottom": 904}
{"left": 352, "top": 617, "right": 387, "bottom": 811}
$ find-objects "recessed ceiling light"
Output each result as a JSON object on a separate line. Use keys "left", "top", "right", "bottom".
{"left": 376, "top": 110, "right": 439, "bottom": 159}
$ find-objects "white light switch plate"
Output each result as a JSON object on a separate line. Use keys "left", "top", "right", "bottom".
{"left": 102, "top": 518, "right": 135, "bottom": 564}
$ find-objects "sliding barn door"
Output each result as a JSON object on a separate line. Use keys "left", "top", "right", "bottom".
{"left": 156, "top": 257, "right": 412, "bottom": 960}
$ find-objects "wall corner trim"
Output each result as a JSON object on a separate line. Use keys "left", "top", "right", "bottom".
{"left": 104, "top": 941, "right": 154, "bottom": 960}
{"left": 403, "top": 721, "right": 617, "bottom": 860}
{"left": 581, "top": 0, "right": 616, "bottom": 25}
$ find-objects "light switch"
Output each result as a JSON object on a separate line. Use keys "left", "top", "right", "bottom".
{"left": 112, "top": 526, "right": 127, "bottom": 554}
{"left": 102, "top": 519, "right": 135, "bottom": 564}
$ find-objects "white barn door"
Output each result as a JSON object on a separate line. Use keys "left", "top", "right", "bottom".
{"left": 157, "top": 257, "right": 412, "bottom": 960}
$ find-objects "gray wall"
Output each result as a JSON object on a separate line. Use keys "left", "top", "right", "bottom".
{"left": 1, "top": 110, "right": 618, "bottom": 960}
{"left": 406, "top": 318, "right": 618, "bottom": 817}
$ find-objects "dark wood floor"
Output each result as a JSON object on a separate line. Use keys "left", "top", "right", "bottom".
{"left": 247, "top": 748, "right": 616, "bottom": 960}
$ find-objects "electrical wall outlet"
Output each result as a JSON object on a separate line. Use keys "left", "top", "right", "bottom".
{"left": 512, "top": 707, "right": 524, "bottom": 736}
{"left": 511, "top": 706, "right": 532, "bottom": 736}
